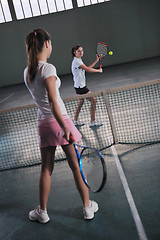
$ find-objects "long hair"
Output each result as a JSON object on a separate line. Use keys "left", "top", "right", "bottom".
{"left": 25, "top": 28, "right": 51, "bottom": 82}
{"left": 71, "top": 45, "right": 82, "bottom": 58}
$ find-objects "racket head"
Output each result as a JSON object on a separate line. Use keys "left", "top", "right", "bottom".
{"left": 80, "top": 146, "right": 107, "bottom": 192}
{"left": 96, "top": 42, "right": 108, "bottom": 59}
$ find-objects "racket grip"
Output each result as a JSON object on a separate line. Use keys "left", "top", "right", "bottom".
{"left": 99, "top": 63, "right": 102, "bottom": 68}
{"left": 69, "top": 134, "right": 75, "bottom": 143}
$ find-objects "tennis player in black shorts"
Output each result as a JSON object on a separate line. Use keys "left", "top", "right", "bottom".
{"left": 71, "top": 45, "right": 103, "bottom": 127}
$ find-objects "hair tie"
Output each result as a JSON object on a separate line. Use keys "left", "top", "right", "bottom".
{"left": 34, "top": 31, "right": 37, "bottom": 36}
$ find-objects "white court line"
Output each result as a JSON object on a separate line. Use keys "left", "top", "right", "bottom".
{"left": 111, "top": 145, "right": 148, "bottom": 240}
{"left": 0, "top": 93, "right": 15, "bottom": 104}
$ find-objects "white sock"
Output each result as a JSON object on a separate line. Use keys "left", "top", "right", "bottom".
{"left": 89, "top": 200, "right": 92, "bottom": 208}
{"left": 38, "top": 206, "right": 47, "bottom": 214}
{"left": 85, "top": 200, "right": 92, "bottom": 208}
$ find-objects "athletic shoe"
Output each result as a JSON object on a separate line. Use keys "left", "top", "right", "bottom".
{"left": 89, "top": 120, "right": 103, "bottom": 127}
{"left": 29, "top": 206, "right": 50, "bottom": 223}
{"left": 73, "top": 120, "right": 85, "bottom": 126}
{"left": 83, "top": 200, "right": 99, "bottom": 220}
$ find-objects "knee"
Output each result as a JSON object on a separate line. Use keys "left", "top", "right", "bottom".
{"left": 93, "top": 97, "right": 97, "bottom": 104}
{"left": 41, "top": 166, "right": 53, "bottom": 176}
{"left": 79, "top": 99, "right": 84, "bottom": 106}
{"left": 89, "top": 96, "right": 96, "bottom": 103}
{"left": 90, "top": 97, "right": 97, "bottom": 107}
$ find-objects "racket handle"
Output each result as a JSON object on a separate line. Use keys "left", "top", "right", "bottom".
{"left": 99, "top": 64, "right": 102, "bottom": 68}
{"left": 69, "top": 134, "right": 75, "bottom": 143}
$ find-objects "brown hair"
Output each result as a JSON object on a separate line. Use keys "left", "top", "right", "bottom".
{"left": 25, "top": 28, "right": 51, "bottom": 82}
{"left": 71, "top": 45, "right": 82, "bottom": 58}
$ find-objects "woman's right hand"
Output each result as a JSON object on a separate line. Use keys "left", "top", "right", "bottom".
{"left": 63, "top": 127, "right": 74, "bottom": 143}
{"left": 99, "top": 68, "right": 103, "bottom": 73}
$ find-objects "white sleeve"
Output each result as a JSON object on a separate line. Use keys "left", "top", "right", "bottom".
{"left": 75, "top": 58, "right": 83, "bottom": 68}
{"left": 42, "top": 63, "right": 57, "bottom": 79}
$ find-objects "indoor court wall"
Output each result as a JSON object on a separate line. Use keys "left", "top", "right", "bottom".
{"left": 0, "top": 0, "right": 160, "bottom": 86}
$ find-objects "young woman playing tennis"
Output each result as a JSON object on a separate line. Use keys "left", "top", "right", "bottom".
{"left": 71, "top": 45, "right": 103, "bottom": 127}
{"left": 24, "top": 29, "right": 98, "bottom": 223}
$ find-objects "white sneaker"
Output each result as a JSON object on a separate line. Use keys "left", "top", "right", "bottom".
{"left": 83, "top": 200, "right": 99, "bottom": 220}
{"left": 29, "top": 206, "right": 50, "bottom": 223}
{"left": 90, "top": 120, "right": 103, "bottom": 127}
{"left": 73, "top": 120, "right": 85, "bottom": 126}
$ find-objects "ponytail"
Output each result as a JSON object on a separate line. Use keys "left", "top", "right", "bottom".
{"left": 25, "top": 29, "right": 51, "bottom": 83}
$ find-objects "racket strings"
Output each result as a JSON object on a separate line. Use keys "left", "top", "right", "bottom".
{"left": 81, "top": 148, "right": 104, "bottom": 191}
{"left": 97, "top": 43, "right": 108, "bottom": 58}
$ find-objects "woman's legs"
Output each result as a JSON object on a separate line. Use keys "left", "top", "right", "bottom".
{"left": 62, "top": 144, "right": 90, "bottom": 207}
{"left": 39, "top": 146, "right": 56, "bottom": 210}
{"left": 74, "top": 94, "right": 97, "bottom": 122}
{"left": 74, "top": 99, "right": 84, "bottom": 121}
{"left": 86, "top": 92, "right": 97, "bottom": 122}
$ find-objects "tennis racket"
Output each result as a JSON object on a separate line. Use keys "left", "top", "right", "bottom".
{"left": 96, "top": 42, "right": 108, "bottom": 68}
{"left": 70, "top": 134, "right": 107, "bottom": 192}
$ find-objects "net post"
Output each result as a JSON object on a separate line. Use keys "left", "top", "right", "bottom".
{"left": 101, "top": 91, "right": 118, "bottom": 145}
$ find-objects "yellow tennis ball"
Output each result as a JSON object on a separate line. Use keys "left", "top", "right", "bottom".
{"left": 109, "top": 51, "right": 113, "bottom": 55}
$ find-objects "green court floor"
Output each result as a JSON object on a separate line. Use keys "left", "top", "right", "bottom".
{"left": 0, "top": 57, "right": 160, "bottom": 240}
{"left": 0, "top": 143, "right": 159, "bottom": 240}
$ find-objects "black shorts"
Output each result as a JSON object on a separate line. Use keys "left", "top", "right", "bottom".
{"left": 74, "top": 86, "right": 90, "bottom": 95}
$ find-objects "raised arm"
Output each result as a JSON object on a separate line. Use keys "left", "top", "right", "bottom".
{"left": 79, "top": 62, "right": 102, "bottom": 73}
{"left": 79, "top": 54, "right": 102, "bottom": 73}
{"left": 88, "top": 55, "right": 100, "bottom": 68}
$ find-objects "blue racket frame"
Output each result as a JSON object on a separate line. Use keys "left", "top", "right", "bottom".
{"left": 73, "top": 145, "right": 88, "bottom": 185}
{"left": 72, "top": 142, "right": 107, "bottom": 192}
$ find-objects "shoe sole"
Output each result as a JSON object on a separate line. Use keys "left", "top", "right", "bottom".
{"left": 89, "top": 124, "right": 103, "bottom": 127}
{"left": 29, "top": 215, "right": 50, "bottom": 224}
{"left": 75, "top": 124, "right": 85, "bottom": 126}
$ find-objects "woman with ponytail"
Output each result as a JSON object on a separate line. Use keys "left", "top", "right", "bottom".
{"left": 24, "top": 29, "right": 98, "bottom": 223}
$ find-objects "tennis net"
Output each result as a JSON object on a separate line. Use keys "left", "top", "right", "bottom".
{"left": 0, "top": 79, "right": 159, "bottom": 171}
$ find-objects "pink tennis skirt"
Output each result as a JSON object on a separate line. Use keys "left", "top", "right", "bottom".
{"left": 37, "top": 115, "right": 82, "bottom": 148}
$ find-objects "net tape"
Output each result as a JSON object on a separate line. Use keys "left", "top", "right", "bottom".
{"left": 0, "top": 79, "right": 160, "bottom": 171}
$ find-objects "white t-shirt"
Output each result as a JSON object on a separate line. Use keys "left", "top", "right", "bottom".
{"left": 71, "top": 57, "right": 86, "bottom": 88}
{"left": 24, "top": 61, "right": 67, "bottom": 120}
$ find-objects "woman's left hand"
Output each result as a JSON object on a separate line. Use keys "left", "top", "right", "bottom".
{"left": 96, "top": 54, "right": 100, "bottom": 62}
